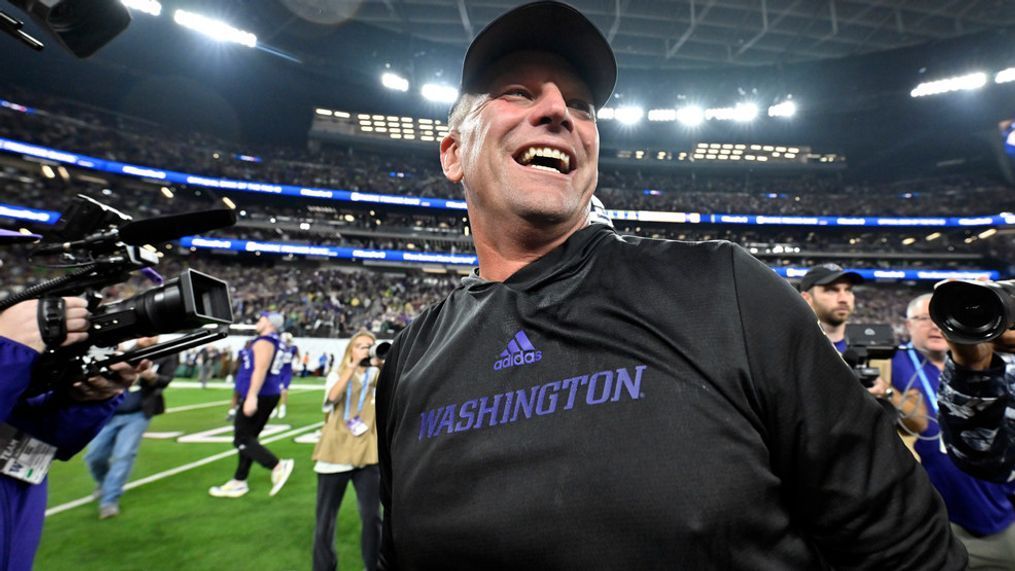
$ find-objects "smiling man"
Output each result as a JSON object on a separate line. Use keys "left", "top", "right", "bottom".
{"left": 375, "top": 2, "right": 966, "bottom": 569}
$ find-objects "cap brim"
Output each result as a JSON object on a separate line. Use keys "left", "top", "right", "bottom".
{"left": 461, "top": 2, "right": 617, "bottom": 109}
{"left": 817, "top": 271, "right": 864, "bottom": 286}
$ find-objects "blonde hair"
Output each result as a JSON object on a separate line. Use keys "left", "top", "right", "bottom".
{"left": 338, "top": 330, "right": 376, "bottom": 372}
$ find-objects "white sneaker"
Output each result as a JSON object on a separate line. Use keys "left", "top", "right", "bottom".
{"left": 209, "top": 479, "right": 249, "bottom": 498}
{"left": 269, "top": 459, "right": 294, "bottom": 497}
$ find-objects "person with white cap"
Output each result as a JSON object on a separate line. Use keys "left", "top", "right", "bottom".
{"left": 209, "top": 311, "right": 293, "bottom": 498}
{"left": 374, "top": 2, "right": 966, "bottom": 568}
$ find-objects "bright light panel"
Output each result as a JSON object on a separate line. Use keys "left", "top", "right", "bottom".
{"left": 382, "top": 72, "right": 410, "bottom": 92}
{"left": 647, "top": 108, "right": 677, "bottom": 122}
{"left": 676, "top": 106, "right": 704, "bottom": 126}
{"left": 174, "top": 10, "right": 257, "bottom": 48}
{"left": 705, "top": 103, "right": 758, "bottom": 122}
{"left": 122, "top": 0, "right": 161, "bottom": 16}
{"left": 597, "top": 107, "right": 615, "bottom": 120}
{"left": 615, "top": 106, "right": 644, "bottom": 125}
{"left": 996, "top": 68, "right": 1015, "bottom": 84}
{"left": 732, "top": 103, "right": 758, "bottom": 122}
{"left": 910, "top": 72, "right": 987, "bottom": 97}
{"left": 768, "top": 101, "right": 796, "bottom": 118}
{"left": 421, "top": 83, "right": 458, "bottom": 103}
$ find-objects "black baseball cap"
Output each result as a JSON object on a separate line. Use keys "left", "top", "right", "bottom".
{"left": 459, "top": 1, "right": 617, "bottom": 109}
{"left": 799, "top": 263, "right": 864, "bottom": 292}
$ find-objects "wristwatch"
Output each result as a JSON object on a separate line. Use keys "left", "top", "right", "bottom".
{"left": 884, "top": 387, "right": 895, "bottom": 399}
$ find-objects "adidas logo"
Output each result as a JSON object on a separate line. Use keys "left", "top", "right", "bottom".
{"left": 493, "top": 330, "right": 543, "bottom": 371}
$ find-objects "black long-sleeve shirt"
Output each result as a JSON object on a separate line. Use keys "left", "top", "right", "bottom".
{"left": 376, "top": 224, "right": 966, "bottom": 570}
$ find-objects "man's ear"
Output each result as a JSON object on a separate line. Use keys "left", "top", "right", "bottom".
{"left": 800, "top": 290, "right": 812, "bottom": 304}
{"left": 440, "top": 132, "right": 464, "bottom": 184}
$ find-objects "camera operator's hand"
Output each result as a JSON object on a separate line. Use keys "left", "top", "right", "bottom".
{"left": 243, "top": 394, "right": 258, "bottom": 417}
{"left": 946, "top": 330, "right": 1015, "bottom": 371}
{"left": 0, "top": 297, "right": 89, "bottom": 353}
{"left": 866, "top": 375, "right": 892, "bottom": 399}
{"left": 69, "top": 359, "right": 152, "bottom": 402}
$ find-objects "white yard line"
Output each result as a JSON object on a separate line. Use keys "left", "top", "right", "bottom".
{"left": 45, "top": 421, "right": 324, "bottom": 517}
{"left": 164, "top": 387, "right": 318, "bottom": 414}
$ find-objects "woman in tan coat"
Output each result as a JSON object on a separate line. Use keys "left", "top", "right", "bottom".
{"left": 311, "top": 331, "right": 382, "bottom": 571}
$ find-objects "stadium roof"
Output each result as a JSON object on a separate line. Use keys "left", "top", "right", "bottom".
{"left": 343, "top": 0, "right": 1015, "bottom": 70}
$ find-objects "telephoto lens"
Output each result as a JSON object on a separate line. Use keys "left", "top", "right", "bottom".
{"left": 929, "top": 279, "right": 1015, "bottom": 344}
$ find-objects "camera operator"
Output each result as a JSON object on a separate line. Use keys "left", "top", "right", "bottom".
{"left": 938, "top": 329, "right": 1015, "bottom": 485}
{"left": 0, "top": 297, "right": 151, "bottom": 571}
{"left": 799, "top": 264, "right": 928, "bottom": 434}
{"left": 897, "top": 293, "right": 1015, "bottom": 570}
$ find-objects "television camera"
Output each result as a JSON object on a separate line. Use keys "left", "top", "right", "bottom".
{"left": 843, "top": 323, "right": 898, "bottom": 388}
{"left": 0, "top": 194, "right": 236, "bottom": 396}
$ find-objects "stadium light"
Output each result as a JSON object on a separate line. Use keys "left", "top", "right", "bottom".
{"left": 122, "top": 0, "right": 161, "bottom": 16}
{"left": 705, "top": 103, "right": 758, "bottom": 122}
{"left": 615, "top": 106, "right": 644, "bottom": 126}
{"left": 421, "top": 83, "right": 458, "bottom": 103}
{"left": 676, "top": 106, "right": 704, "bottom": 127}
{"left": 996, "top": 68, "right": 1015, "bottom": 84}
{"left": 381, "top": 72, "right": 410, "bottom": 92}
{"left": 173, "top": 9, "right": 257, "bottom": 48}
{"left": 647, "top": 108, "right": 677, "bottom": 122}
{"left": 910, "top": 72, "right": 987, "bottom": 97}
{"left": 597, "top": 107, "right": 615, "bottom": 120}
{"left": 768, "top": 101, "right": 796, "bottom": 118}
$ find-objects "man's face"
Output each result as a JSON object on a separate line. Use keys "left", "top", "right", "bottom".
{"left": 906, "top": 297, "right": 948, "bottom": 354}
{"left": 255, "top": 316, "right": 269, "bottom": 335}
{"left": 441, "top": 51, "right": 600, "bottom": 232}
{"left": 803, "top": 280, "right": 855, "bottom": 327}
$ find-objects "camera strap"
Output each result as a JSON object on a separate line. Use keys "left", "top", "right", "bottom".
{"left": 37, "top": 296, "right": 67, "bottom": 349}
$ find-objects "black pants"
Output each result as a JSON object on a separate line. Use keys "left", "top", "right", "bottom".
{"left": 312, "top": 466, "right": 382, "bottom": 571}
{"left": 233, "top": 394, "right": 280, "bottom": 481}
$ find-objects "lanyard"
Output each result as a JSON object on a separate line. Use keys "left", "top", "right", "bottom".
{"left": 344, "top": 369, "right": 372, "bottom": 421}
{"left": 906, "top": 347, "right": 939, "bottom": 415}
{"left": 906, "top": 347, "right": 947, "bottom": 453}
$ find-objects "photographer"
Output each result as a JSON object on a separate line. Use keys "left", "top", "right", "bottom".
{"left": 0, "top": 297, "right": 150, "bottom": 571}
{"left": 938, "top": 329, "right": 1015, "bottom": 485}
{"left": 897, "top": 293, "right": 1015, "bottom": 569}
{"left": 312, "top": 331, "right": 382, "bottom": 571}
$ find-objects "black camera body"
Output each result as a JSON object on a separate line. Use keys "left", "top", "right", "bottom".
{"left": 930, "top": 279, "right": 1015, "bottom": 344}
{"left": 0, "top": 195, "right": 236, "bottom": 395}
{"left": 843, "top": 323, "right": 898, "bottom": 388}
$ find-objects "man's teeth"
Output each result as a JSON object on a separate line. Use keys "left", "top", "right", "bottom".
{"left": 528, "top": 165, "right": 560, "bottom": 173}
{"left": 519, "top": 147, "right": 570, "bottom": 172}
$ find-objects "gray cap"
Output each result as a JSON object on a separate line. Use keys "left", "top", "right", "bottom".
{"left": 259, "top": 311, "right": 285, "bottom": 330}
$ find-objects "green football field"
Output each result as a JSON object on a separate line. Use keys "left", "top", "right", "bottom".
{"left": 36, "top": 377, "right": 371, "bottom": 571}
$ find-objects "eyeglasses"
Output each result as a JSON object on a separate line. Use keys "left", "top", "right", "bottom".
{"left": 907, "top": 315, "right": 934, "bottom": 324}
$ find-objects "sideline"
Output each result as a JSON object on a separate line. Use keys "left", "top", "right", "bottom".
{"left": 45, "top": 421, "right": 324, "bottom": 517}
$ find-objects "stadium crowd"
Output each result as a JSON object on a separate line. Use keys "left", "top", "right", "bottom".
{"left": 2, "top": 90, "right": 1014, "bottom": 217}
